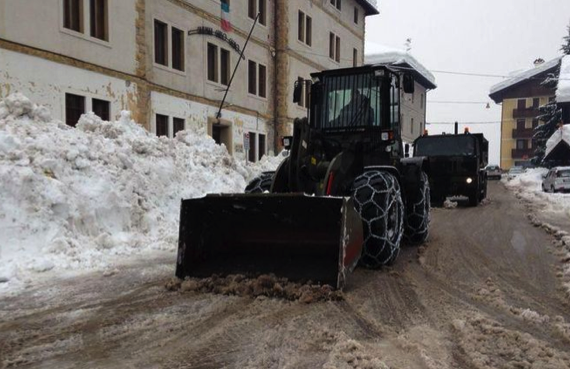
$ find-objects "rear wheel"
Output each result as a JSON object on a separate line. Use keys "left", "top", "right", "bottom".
{"left": 245, "top": 172, "right": 274, "bottom": 193}
{"left": 404, "top": 171, "right": 430, "bottom": 245}
{"left": 352, "top": 171, "right": 404, "bottom": 268}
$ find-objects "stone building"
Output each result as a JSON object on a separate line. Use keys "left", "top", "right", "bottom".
{"left": 0, "top": 0, "right": 378, "bottom": 161}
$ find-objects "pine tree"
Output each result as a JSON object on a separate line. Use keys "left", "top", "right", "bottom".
{"left": 562, "top": 23, "right": 570, "bottom": 55}
{"left": 532, "top": 65, "right": 562, "bottom": 165}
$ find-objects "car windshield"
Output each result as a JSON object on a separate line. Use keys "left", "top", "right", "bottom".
{"left": 415, "top": 136, "right": 477, "bottom": 156}
{"left": 487, "top": 166, "right": 499, "bottom": 170}
{"left": 557, "top": 169, "right": 570, "bottom": 178}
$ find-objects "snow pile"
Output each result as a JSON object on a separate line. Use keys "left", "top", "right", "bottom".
{"left": 545, "top": 124, "right": 570, "bottom": 157}
{"left": 490, "top": 57, "right": 562, "bottom": 96}
{"left": 503, "top": 167, "right": 570, "bottom": 217}
{"left": 364, "top": 43, "right": 436, "bottom": 87}
{"left": 0, "top": 93, "right": 282, "bottom": 291}
{"left": 557, "top": 55, "right": 570, "bottom": 104}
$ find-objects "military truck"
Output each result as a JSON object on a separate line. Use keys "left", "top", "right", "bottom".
{"left": 413, "top": 130, "right": 488, "bottom": 206}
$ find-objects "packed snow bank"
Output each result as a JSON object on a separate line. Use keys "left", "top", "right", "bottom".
{"left": 503, "top": 168, "right": 570, "bottom": 217}
{"left": 0, "top": 93, "right": 283, "bottom": 292}
{"left": 556, "top": 55, "right": 570, "bottom": 104}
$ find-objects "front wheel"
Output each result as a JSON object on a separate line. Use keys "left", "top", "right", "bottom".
{"left": 404, "top": 171, "right": 430, "bottom": 245}
{"left": 245, "top": 172, "right": 274, "bottom": 193}
{"left": 352, "top": 171, "right": 404, "bottom": 268}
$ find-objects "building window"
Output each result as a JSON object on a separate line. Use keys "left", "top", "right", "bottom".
{"left": 329, "top": 33, "right": 340, "bottom": 62}
{"left": 354, "top": 7, "right": 359, "bottom": 24}
{"left": 532, "top": 98, "right": 539, "bottom": 108}
{"left": 65, "top": 93, "right": 85, "bottom": 127}
{"left": 248, "top": 61, "right": 266, "bottom": 98}
{"left": 171, "top": 27, "right": 184, "bottom": 71}
{"left": 207, "top": 43, "right": 229, "bottom": 85}
{"left": 258, "top": 0, "right": 266, "bottom": 26}
{"left": 411, "top": 117, "right": 414, "bottom": 134}
{"left": 517, "top": 99, "right": 526, "bottom": 109}
{"left": 156, "top": 114, "right": 169, "bottom": 137}
{"left": 154, "top": 20, "right": 168, "bottom": 66}
{"left": 92, "top": 98, "right": 110, "bottom": 121}
{"left": 258, "top": 64, "right": 267, "bottom": 98}
{"left": 258, "top": 134, "right": 266, "bottom": 160}
{"left": 248, "top": 132, "right": 257, "bottom": 162}
{"left": 64, "top": 0, "right": 83, "bottom": 33}
{"left": 297, "top": 11, "right": 312, "bottom": 46}
{"left": 420, "top": 93, "right": 424, "bottom": 109}
{"left": 173, "top": 117, "right": 185, "bottom": 136}
{"left": 90, "top": 0, "right": 107, "bottom": 41}
{"left": 353, "top": 48, "right": 358, "bottom": 67}
{"left": 207, "top": 43, "right": 218, "bottom": 82}
{"left": 516, "top": 139, "right": 527, "bottom": 149}
{"left": 248, "top": 60, "right": 257, "bottom": 95}
{"left": 516, "top": 119, "right": 525, "bottom": 130}
{"left": 330, "top": 0, "right": 341, "bottom": 11}
{"left": 248, "top": 0, "right": 266, "bottom": 25}
{"left": 298, "top": 11, "right": 305, "bottom": 43}
{"left": 532, "top": 118, "right": 539, "bottom": 128}
{"left": 220, "top": 49, "right": 230, "bottom": 86}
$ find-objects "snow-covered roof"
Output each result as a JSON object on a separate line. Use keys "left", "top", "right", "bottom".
{"left": 545, "top": 124, "right": 570, "bottom": 157}
{"left": 355, "top": 0, "right": 379, "bottom": 15}
{"left": 489, "top": 57, "right": 562, "bottom": 96}
{"left": 364, "top": 43, "right": 437, "bottom": 89}
{"left": 556, "top": 55, "right": 570, "bottom": 104}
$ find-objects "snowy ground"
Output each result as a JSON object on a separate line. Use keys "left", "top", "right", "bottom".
{"left": 503, "top": 168, "right": 570, "bottom": 221}
{"left": 0, "top": 93, "right": 283, "bottom": 293}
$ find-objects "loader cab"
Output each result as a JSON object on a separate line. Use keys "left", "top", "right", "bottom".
{"left": 306, "top": 66, "right": 402, "bottom": 145}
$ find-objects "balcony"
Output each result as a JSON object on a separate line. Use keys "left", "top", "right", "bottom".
{"left": 511, "top": 148, "right": 535, "bottom": 159}
{"left": 511, "top": 128, "right": 534, "bottom": 139}
{"left": 513, "top": 107, "right": 539, "bottom": 118}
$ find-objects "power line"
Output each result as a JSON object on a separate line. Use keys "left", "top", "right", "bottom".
{"left": 427, "top": 121, "right": 502, "bottom": 125}
{"left": 428, "top": 100, "right": 490, "bottom": 104}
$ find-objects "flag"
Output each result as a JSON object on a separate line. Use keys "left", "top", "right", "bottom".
{"left": 221, "top": 1, "right": 232, "bottom": 32}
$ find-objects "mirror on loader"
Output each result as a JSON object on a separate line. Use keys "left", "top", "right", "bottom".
{"left": 282, "top": 136, "right": 293, "bottom": 150}
{"left": 405, "top": 143, "right": 410, "bottom": 158}
{"left": 293, "top": 80, "right": 302, "bottom": 103}
{"left": 403, "top": 73, "right": 415, "bottom": 94}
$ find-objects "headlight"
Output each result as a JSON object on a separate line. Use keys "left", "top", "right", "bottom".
{"left": 466, "top": 177, "right": 473, "bottom": 184}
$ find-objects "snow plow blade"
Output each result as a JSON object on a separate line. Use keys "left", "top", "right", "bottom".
{"left": 176, "top": 194, "right": 363, "bottom": 289}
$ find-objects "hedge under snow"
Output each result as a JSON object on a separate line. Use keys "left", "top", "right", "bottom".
{"left": 0, "top": 93, "right": 283, "bottom": 291}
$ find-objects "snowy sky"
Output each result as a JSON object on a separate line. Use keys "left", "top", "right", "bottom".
{"left": 365, "top": 0, "right": 570, "bottom": 165}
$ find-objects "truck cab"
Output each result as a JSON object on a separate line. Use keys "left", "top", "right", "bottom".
{"left": 413, "top": 132, "right": 488, "bottom": 206}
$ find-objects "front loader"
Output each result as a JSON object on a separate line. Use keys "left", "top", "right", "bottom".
{"left": 176, "top": 65, "right": 431, "bottom": 289}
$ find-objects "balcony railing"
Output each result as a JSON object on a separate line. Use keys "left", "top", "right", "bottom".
{"left": 513, "top": 108, "right": 539, "bottom": 118}
{"left": 511, "top": 128, "right": 534, "bottom": 139}
{"left": 511, "top": 148, "right": 535, "bottom": 159}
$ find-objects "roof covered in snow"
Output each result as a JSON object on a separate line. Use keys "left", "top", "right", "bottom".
{"left": 489, "top": 57, "right": 562, "bottom": 101}
{"left": 364, "top": 44, "right": 437, "bottom": 90}
{"left": 556, "top": 55, "right": 570, "bottom": 104}
{"left": 544, "top": 124, "right": 570, "bottom": 158}
{"left": 356, "top": 0, "right": 379, "bottom": 15}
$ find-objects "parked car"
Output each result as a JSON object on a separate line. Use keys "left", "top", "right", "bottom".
{"left": 542, "top": 167, "right": 570, "bottom": 193}
{"left": 486, "top": 165, "right": 502, "bottom": 179}
{"left": 507, "top": 166, "right": 525, "bottom": 180}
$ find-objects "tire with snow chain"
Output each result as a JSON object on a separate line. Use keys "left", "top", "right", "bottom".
{"left": 352, "top": 170, "right": 404, "bottom": 268}
{"left": 245, "top": 172, "right": 274, "bottom": 193}
{"left": 404, "top": 171, "right": 430, "bottom": 245}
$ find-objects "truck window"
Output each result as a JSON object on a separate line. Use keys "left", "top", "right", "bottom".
{"left": 415, "top": 136, "right": 477, "bottom": 156}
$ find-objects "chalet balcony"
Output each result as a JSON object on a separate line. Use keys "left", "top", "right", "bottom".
{"left": 511, "top": 128, "right": 534, "bottom": 139}
{"left": 512, "top": 108, "right": 539, "bottom": 118}
{"left": 511, "top": 148, "right": 534, "bottom": 159}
